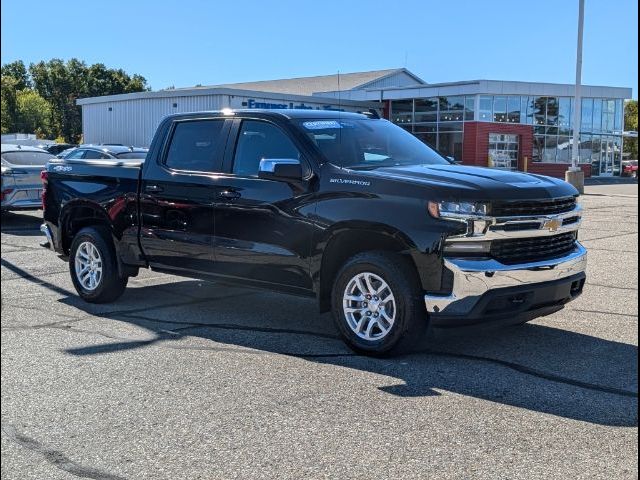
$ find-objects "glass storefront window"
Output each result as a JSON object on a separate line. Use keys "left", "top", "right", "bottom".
{"left": 533, "top": 97, "right": 547, "bottom": 125}
{"left": 544, "top": 136, "right": 558, "bottom": 162}
{"left": 603, "top": 99, "right": 616, "bottom": 133}
{"left": 578, "top": 134, "right": 591, "bottom": 164}
{"left": 415, "top": 98, "right": 438, "bottom": 123}
{"left": 507, "top": 96, "right": 520, "bottom": 123}
{"left": 438, "top": 122, "right": 463, "bottom": 133}
{"left": 479, "top": 95, "right": 492, "bottom": 121}
{"left": 557, "top": 135, "right": 571, "bottom": 162}
{"left": 438, "top": 132, "right": 463, "bottom": 161}
{"left": 590, "top": 136, "right": 602, "bottom": 172}
{"left": 413, "top": 124, "right": 437, "bottom": 133}
{"left": 559, "top": 98, "right": 572, "bottom": 134}
{"left": 414, "top": 132, "right": 437, "bottom": 149}
{"left": 532, "top": 135, "right": 544, "bottom": 162}
{"left": 521, "top": 96, "right": 534, "bottom": 124}
{"left": 493, "top": 96, "right": 507, "bottom": 122}
{"left": 614, "top": 99, "right": 623, "bottom": 132}
{"left": 613, "top": 136, "right": 622, "bottom": 175}
{"left": 592, "top": 99, "right": 603, "bottom": 132}
{"left": 581, "top": 98, "right": 593, "bottom": 133}
{"left": 546, "top": 97, "right": 559, "bottom": 126}
{"left": 439, "top": 96, "right": 464, "bottom": 122}
{"left": 465, "top": 96, "right": 475, "bottom": 121}
{"left": 391, "top": 100, "right": 413, "bottom": 124}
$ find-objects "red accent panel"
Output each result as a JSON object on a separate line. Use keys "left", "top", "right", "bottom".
{"left": 462, "top": 122, "right": 533, "bottom": 170}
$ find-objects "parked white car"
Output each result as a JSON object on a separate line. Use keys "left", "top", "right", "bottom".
{"left": 1, "top": 144, "right": 55, "bottom": 211}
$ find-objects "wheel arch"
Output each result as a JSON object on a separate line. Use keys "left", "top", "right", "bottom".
{"left": 315, "top": 222, "right": 440, "bottom": 312}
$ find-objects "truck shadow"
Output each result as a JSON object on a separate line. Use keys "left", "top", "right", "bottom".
{"left": 51, "top": 278, "right": 638, "bottom": 428}
{"left": 0, "top": 211, "right": 43, "bottom": 237}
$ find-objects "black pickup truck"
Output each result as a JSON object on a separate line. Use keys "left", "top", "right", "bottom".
{"left": 41, "top": 109, "right": 587, "bottom": 355}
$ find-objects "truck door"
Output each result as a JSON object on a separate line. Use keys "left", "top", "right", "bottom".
{"left": 139, "top": 117, "right": 230, "bottom": 273}
{"left": 211, "top": 118, "right": 316, "bottom": 292}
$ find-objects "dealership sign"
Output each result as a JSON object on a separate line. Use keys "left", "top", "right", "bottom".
{"left": 240, "top": 98, "right": 345, "bottom": 111}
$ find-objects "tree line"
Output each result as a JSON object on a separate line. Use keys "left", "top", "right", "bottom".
{"left": 1, "top": 59, "right": 148, "bottom": 143}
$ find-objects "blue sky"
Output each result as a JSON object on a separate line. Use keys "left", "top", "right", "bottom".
{"left": 1, "top": 0, "right": 637, "bottom": 98}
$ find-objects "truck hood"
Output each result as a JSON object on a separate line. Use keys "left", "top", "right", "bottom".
{"left": 363, "top": 164, "right": 578, "bottom": 201}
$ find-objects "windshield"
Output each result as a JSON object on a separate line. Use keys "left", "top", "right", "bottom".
{"left": 115, "top": 151, "right": 147, "bottom": 160}
{"left": 1, "top": 151, "right": 55, "bottom": 166}
{"left": 297, "top": 118, "right": 448, "bottom": 169}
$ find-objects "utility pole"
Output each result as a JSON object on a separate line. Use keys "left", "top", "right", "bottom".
{"left": 566, "top": 0, "right": 586, "bottom": 193}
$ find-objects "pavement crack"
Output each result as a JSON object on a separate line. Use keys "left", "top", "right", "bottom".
{"left": 585, "top": 282, "right": 638, "bottom": 291}
{"left": 569, "top": 308, "right": 638, "bottom": 318}
{"left": 417, "top": 350, "right": 639, "bottom": 399}
{"left": 1, "top": 424, "right": 126, "bottom": 480}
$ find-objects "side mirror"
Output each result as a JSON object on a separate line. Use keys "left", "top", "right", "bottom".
{"left": 447, "top": 156, "right": 462, "bottom": 165}
{"left": 258, "top": 158, "right": 303, "bottom": 181}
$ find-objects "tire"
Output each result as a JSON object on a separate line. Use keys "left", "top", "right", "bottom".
{"left": 69, "top": 226, "right": 128, "bottom": 303}
{"left": 331, "top": 251, "right": 428, "bottom": 356}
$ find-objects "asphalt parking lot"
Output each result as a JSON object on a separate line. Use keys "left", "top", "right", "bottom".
{"left": 1, "top": 183, "right": 638, "bottom": 479}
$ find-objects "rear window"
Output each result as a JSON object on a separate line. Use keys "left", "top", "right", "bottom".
{"left": 116, "top": 152, "right": 147, "bottom": 160}
{"left": 1, "top": 151, "right": 55, "bottom": 166}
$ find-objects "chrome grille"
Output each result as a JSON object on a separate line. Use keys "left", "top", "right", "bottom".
{"left": 491, "top": 197, "right": 577, "bottom": 217}
{"left": 491, "top": 232, "right": 578, "bottom": 265}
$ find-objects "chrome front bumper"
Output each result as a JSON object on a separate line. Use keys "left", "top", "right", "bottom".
{"left": 424, "top": 243, "right": 588, "bottom": 316}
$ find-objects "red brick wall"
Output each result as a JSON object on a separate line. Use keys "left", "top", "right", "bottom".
{"left": 463, "top": 122, "right": 533, "bottom": 171}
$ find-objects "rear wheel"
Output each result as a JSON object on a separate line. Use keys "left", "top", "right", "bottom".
{"left": 69, "top": 227, "right": 128, "bottom": 303}
{"left": 331, "top": 251, "right": 428, "bottom": 356}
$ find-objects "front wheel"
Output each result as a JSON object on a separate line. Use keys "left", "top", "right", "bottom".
{"left": 331, "top": 251, "right": 428, "bottom": 356}
{"left": 69, "top": 227, "right": 128, "bottom": 303}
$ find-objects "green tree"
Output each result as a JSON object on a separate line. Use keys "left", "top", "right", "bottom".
{"left": 624, "top": 100, "right": 638, "bottom": 159}
{"left": 1, "top": 60, "right": 30, "bottom": 90}
{"left": 15, "top": 89, "right": 53, "bottom": 138}
{"left": 1, "top": 76, "right": 18, "bottom": 133}
{"left": 28, "top": 58, "right": 148, "bottom": 142}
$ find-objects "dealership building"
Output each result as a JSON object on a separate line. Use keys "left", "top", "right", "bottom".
{"left": 77, "top": 68, "right": 632, "bottom": 178}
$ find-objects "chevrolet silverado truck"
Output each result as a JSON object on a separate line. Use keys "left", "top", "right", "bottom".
{"left": 41, "top": 109, "right": 587, "bottom": 355}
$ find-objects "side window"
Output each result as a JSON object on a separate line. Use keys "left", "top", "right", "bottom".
{"left": 233, "top": 120, "right": 300, "bottom": 177}
{"left": 83, "top": 150, "right": 111, "bottom": 159}
{"left": 66, "top": 149, "right": 85, "bottom": 159}
{"left": 165, "top": 120, "right": 225, "bottom": 172}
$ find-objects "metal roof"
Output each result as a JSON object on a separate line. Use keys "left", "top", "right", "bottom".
{"left": 197, "top": 68, "right": 426, "bottom": 96}
{"left": 164, "top": 109, "right": 371, "bottom": 122}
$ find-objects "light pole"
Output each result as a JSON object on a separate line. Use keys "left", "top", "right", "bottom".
{"left": 566, "top": 0, "right": 586, "bottom": 193}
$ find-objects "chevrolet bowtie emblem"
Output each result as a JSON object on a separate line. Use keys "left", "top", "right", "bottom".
{"left": 543, "top": 218, "right": 562, "bottom": 232}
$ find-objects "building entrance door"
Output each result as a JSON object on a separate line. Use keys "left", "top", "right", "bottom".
{"left": 600, "top": 138, "right": 614, "bottom": 176}
{"left": 488, "top": 133, "right": 519, "bottom": 170}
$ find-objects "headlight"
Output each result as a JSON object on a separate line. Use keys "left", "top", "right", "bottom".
{"left": 428, "top": 201, "right": 488, "bottom": 218}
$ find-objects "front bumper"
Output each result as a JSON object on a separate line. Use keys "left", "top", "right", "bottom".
{"left": 425, "top": 243, "right": 587, "bottom": 326}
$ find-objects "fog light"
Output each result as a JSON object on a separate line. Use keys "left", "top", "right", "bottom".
{"left": 443, "top": 241, "right": 491, "bottom": 254}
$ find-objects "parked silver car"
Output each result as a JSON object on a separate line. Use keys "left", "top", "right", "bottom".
{"left": 1, "top": 144, "right": 55, "bottom": 211}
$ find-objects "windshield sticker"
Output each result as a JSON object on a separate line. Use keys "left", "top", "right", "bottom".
{"left": 329, "top": 178, "right": 371, "bottom": 186}
{"left": 302, "top": 120, "right": 342, "bottom": 130}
